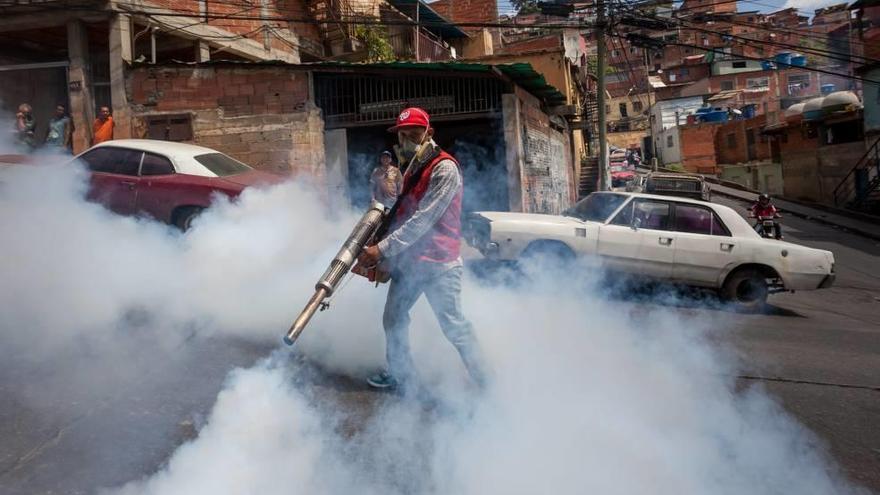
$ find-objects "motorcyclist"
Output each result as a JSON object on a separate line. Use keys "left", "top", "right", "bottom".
{"left": 749, "top": 193, "right": 783, "bottom": 239}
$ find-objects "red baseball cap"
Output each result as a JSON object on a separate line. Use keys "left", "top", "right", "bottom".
{"left": 388, "top": 107, "right": 430, "bottom": 132}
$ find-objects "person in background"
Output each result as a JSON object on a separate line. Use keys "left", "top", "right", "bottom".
{"left": 370, "top": 150, "right": 403, "bottom": 208}
{"left": 358, "top": 107, "right": 488, "bottom": 392}
{"left": 14, "top": 103, "right": 37, "bottom": 151}
{"left": 92, "top": 106, "right": 114, "bottom": 145}
{"left": 749, "top": 193, "right": 783, "bottom": 239}
{"left": 45, "top": 103, "right": 73, "bottom": 153}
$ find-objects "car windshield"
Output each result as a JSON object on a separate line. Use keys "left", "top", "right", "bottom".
{"left": 194, "top": 153, "right": 253, "bottom": 177}
{"left": 562, "top": 193, "right": 628, "bottom": 222}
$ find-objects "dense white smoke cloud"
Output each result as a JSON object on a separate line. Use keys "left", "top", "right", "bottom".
{"left": 0, "top": 159, "right": 865, "bottom": 495}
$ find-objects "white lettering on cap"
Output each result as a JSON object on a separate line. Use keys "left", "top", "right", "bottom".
{"left": 399, "top": 110, "right": 410, "bottom": 121}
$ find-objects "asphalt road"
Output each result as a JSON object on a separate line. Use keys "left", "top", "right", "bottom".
{"left": 1, "top": 197, "right": 878, "bottom": 494}
{"left": 712, "top": 195, "right": 880, "bottom": 491}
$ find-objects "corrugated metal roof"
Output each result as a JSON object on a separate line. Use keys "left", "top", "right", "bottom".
{"left": 708, "top": 89, "right": 741, "bottom": 101}
{"left": 305, "top": 60, "right": 569, "bottom": 106}
{"left": 386, "top": 0, "right": 468, "bottom": 39}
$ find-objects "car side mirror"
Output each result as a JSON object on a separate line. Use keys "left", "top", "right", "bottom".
{"left": 631, "top": 217, "right": 642, "bottom": 231}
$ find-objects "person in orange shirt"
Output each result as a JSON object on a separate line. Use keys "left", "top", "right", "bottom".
{"left": 91, "top": 106, "right": 114, "bottom": 145}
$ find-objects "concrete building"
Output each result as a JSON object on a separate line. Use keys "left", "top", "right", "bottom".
{"left": 126, "top": 61, "right": 579, "bottom": 214}
{"left": 763, "top": 93, "right": 866, "bottom": 205}
{"left": 0, "top": 0, "right": 319, "bottom": 153}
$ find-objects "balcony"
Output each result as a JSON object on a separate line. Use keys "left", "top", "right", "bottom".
{"left": 388, "top": 30, "right": 453, "bottom": 61}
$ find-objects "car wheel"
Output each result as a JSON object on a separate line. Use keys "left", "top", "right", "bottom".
{"left": 721, "top": 268, "right": 768, "bottom": 313}
{"left": 173, "top": 206, "right": 204, "bottom": 231}
{"left": 519, "top": 241, "right": 576, "bottom": 274}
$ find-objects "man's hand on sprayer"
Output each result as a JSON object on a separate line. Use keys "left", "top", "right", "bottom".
{"left": 359, "top": 244, "right": 382, "bottom": 267}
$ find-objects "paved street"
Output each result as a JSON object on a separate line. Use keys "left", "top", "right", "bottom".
{"left": 1, "top": 197, "right": 878, "bottom": 494}
{"left": 712, "top": 195, "right": 880, "bottom": 490}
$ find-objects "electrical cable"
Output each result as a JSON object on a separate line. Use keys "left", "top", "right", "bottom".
{"left": 614, "top": 1, "right": 876, "bottom": 65}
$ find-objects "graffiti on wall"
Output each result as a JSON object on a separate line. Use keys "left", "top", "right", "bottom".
{"left": 522, "top": 123, "right": 571, "bottom": 214}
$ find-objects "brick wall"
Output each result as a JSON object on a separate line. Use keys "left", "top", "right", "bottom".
{"left": 127, "top": 66, "right": 324, "bottom": 180}
{"left": 429, "top": 0, "right": 497, "bottom": 26}
{"left": 679, "top": 123, "right": 719, "bottom": 173}
{"left": 497, "top": 34, "right": 561, "bottom": 54}
{"left": 715, "top": 115, "right": 771, "bottom": 164}
{"left": 141, "top": 0, "right": 319, "bottom": 56}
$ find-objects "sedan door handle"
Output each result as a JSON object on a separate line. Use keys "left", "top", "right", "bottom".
{"left": 720, "top": 243, "right": 735, "bottom": 252}
{"left": 120, "top": 181, "right": 136, "bottom": 190}
{"left": 658, "top": 237, "right": 673, "bottom": 246}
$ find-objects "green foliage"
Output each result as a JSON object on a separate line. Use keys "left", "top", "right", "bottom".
{"left": 586, "top": 55, "right": 619, "bottom": 77}
{"left": 511, "top": 0, "right": 540, "bottom": 14}
{"left": 666, "top": 163, "right": 685, "bottom": 172}
{"left": 353, "top": 26, "right": 395, "bottom": 62}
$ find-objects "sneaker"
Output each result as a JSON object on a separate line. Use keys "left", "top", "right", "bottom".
{"left": 367, "top": 371, "right": 398, "bottom": 389}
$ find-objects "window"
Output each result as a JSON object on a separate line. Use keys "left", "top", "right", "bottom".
{"left": 787, "top": 73, "right": 810, "bottom": 95}
{"left": 79, "top": 147, "right": 143, "bottom": 176}
{"left": 633, "top": 101, "right": 643, "bottom": 112}
{"left": 606, "top": 104, "right": 611, "bottom": 114}
{"left": 619, "top": 102, "right": 628, "bottom": 117}
{"left": 726, "top": 133, "right": 737, "bottom": 149}
{"left": 720, "top": 80, "right": 735, "bottom": 91}
{"left": 612, "top": 49, "right": 620, "bottom": 57}
{"left": 746, "top": 77, "right": 769, "bottom": 89}
{"left": 673, "top": 204, "right": 729, "bottom": 235}
{"left": 194, "top": 153, "right": 253, "bottom": 176}
{"left": 633, "top": 199, "right": 671, "bottom": 230}
{"left": 611, "top": 201, "right": 634, "bottom": 226}
{"left": 667, "top": 135, "right": 674, "bottom": 147}
{"left": 702, "top": 37, "right": 709, "bottom": 46}
{"left": 680, "top": 68, "right": 690, "bottom": 76}
{"left": 563, "top": 193, "right": 629, "bottom": 222}
{"left": 654, "top": 63, "right": 662, "bottom": 71}
{"left": 731, "top": 61, "right": 748, "bottom": 69}
{"left": 141, "top": 152, "right": 175, "bottom": 176}
{"left": 145, "top": 114, "right": 193, "bottom": 142}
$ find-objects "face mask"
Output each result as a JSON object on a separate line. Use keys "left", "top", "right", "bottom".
{"left": 398, "top": 130, "right": 427, "bottom": 164}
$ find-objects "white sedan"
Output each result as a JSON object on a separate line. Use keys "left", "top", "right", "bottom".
{"left": 464, "top": 192, "right": 836, "bottom": 311}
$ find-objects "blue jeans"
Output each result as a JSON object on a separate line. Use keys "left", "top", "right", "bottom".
{"left": 382, "top": 264, "right": 487, "bottom": 387}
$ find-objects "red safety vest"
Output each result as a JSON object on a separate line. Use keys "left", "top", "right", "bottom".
{"left": 392, "top": 149, "right": 463, "bottom": 264}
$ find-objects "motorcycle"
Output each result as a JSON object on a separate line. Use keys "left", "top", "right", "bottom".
{"left": 750, "top": 213, "right": 782, "bottom": 239}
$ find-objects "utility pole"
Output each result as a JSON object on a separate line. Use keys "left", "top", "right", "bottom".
{"left": 596, "top": 0, "right": 608, "bottom": 191}
{"left": 414, "top": 1, "right": 420, "bottom": 61}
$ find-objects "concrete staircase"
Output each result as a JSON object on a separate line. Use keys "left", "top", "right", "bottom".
{"left": 578, "top": 156, "right": 600, "bottom": 199}
{"left": 306, "top": 0, "right": 357, "bottom": 56}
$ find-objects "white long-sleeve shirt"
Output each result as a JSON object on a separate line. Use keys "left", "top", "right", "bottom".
{"left": 377, "top": 155, "right": 462, "bottom": 271}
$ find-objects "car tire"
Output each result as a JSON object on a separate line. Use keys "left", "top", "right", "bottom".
{"left": 721, "top": 268, "right": 768, "bottom": 313}
{"left": 173, "top": 206, "right": 204, "bottom": 231}
{"left": 519, "top": 241, "right": 576, "bottom": 273}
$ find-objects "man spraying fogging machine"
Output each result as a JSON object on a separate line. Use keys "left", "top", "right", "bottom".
{"left": 284, "top": 107, "right": 488, "bottom": 391}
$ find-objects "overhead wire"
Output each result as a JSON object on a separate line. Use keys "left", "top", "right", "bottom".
{"left": 613, "top": 0, "right": 877, "bottom": 66}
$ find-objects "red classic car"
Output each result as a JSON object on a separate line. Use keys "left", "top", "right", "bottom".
{"left": 75, "top": 139, "right": 285, "bottom": 229}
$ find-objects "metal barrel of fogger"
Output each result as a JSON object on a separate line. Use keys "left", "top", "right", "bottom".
{"left": 284, "top": 202, "right": 386, "bottom": 346}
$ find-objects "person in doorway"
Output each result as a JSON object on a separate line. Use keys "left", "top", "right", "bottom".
{"left": 92, "top": 106, "right": 114, "bottom": 145}
{"left": 357, "top": 107, "right": 487, "bottom": 392}
{"left": 370, "top": 150, "right": 403, "bottom": 208}
{"left": 45, "top": 104, "right": 73, "bottom": 152}
{"left": 14, "top": 103, "right": 37, "bottom": 151}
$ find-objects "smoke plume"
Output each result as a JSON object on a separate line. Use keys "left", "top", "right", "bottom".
{"left": 0, "top": 158, "right": 866, "bottom": 495}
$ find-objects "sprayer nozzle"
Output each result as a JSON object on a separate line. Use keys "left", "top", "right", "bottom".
{"left": 283, "top": 335, "right": 295, "bottom": 346}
